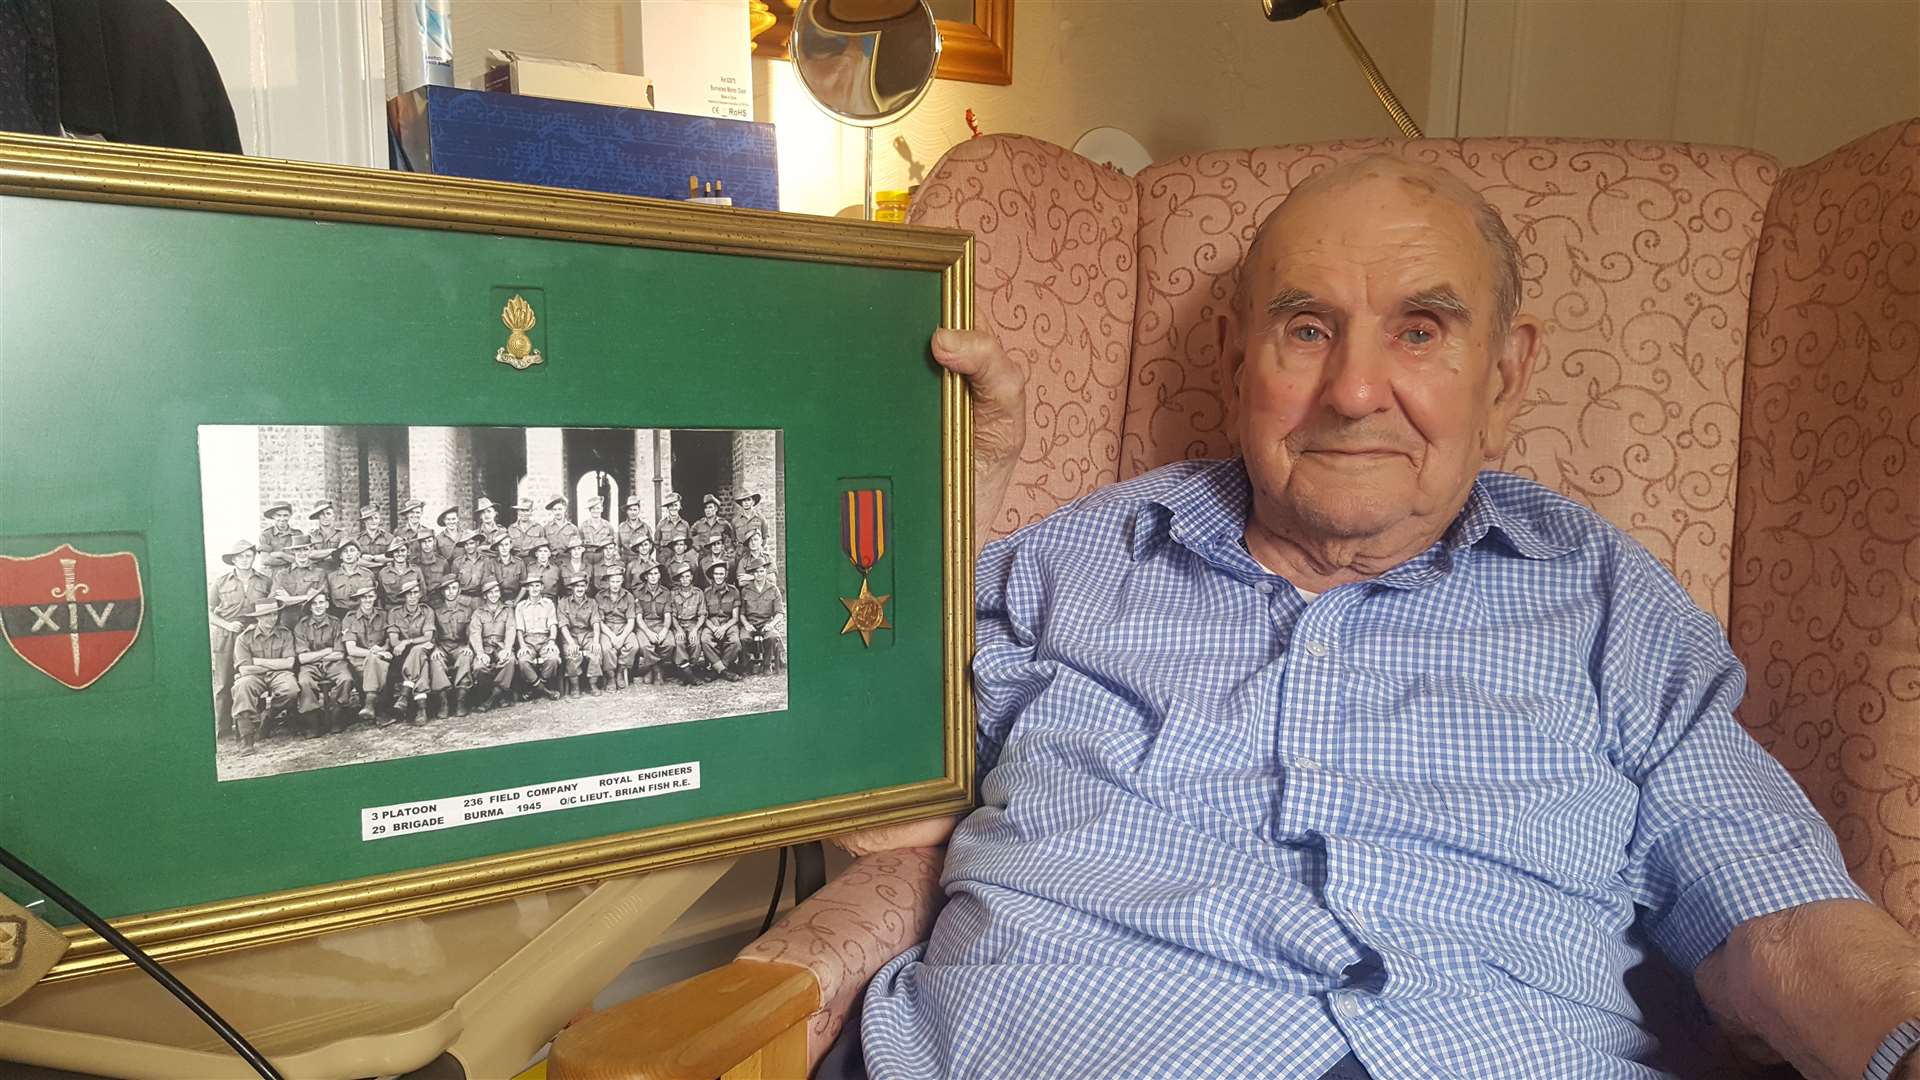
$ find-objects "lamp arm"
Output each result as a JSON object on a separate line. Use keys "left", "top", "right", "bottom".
{"left": 1321, "top": 0, "right": 1425, "bottom": 139}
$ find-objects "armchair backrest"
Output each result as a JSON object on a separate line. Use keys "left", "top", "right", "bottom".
{"left": 914, "top": 133, "right": 1783, "bottom": 623}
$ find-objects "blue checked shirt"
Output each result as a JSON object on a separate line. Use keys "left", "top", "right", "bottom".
{"left": 861, "top": 459, "right": 1866, "bottom": 1079}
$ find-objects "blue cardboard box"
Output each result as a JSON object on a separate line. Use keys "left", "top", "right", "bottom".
{"left": 388, "top": 85, "right": 778, "bottom": 210}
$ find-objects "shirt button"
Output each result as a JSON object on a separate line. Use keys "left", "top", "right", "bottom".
{"left": 1303, "top": 639, "right": 1329, "bottom": 657}
{"left": 1334, "top": 995, "right": 1363, "bottom": 1019}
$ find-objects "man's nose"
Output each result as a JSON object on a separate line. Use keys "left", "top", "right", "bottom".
{"left": 1320, "top": 335, "right": 1394, "bottom": 418}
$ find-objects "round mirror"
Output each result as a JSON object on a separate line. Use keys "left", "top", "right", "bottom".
{"left": 791, "top": 0, "right": 943, "bottom": 126}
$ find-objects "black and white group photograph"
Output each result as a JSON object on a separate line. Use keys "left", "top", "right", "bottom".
{"left": 199, "top": 424, "right": 788, "bottom": 782}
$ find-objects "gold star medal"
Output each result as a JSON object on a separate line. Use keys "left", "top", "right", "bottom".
{"left": 839, "top": 488, "right": 891, "bottom": 647}
{"left": 840, "top": 576, "right": 893, "bottom": 646}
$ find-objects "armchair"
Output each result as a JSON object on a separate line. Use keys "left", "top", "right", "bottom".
{"left": 549, "top": 118, "right": 1920, "bottom": 1079}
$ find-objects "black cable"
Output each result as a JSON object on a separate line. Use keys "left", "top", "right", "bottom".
{"left": 758, "top": 844, "right": 789, "bottom": 935}
{"left": 0, "top": 843, "right": 283, "bottom": 1080}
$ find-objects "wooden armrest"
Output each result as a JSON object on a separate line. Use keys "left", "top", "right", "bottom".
{"left": 548, "top": 959, "right": 821, "bottom": 1080}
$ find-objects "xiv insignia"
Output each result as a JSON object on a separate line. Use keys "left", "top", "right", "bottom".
{"left": 0, "top": 544, "right": 144, "bottom": 689}
{"left": 496, "top": 293, "right": 544, "bottom": 370}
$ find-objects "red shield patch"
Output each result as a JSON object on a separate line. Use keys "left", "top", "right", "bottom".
{"left": 0, "top": 544, "right": 144, "bottom": 690}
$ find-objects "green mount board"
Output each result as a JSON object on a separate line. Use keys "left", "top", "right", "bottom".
{"left": 0, "top": 194, "right": 950, "bottom": 923}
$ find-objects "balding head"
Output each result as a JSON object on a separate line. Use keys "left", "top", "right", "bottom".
{"left": 1221, "top": 151, "right": 1542, "bottom": 587}
{"left": 1238, "top": 154, "right": 1523, "bottom": 343}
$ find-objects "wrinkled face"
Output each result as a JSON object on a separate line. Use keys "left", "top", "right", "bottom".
{"left": 1230, "top": 173, "right": 1528, "bottom": 543}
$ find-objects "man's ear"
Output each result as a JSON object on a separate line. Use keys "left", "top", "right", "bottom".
{"left": 1482, "top": 315, "right": 1540, "bottom": 461}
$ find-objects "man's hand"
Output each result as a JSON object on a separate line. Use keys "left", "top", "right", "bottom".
{"left": 1696, "top": 899, "right": 1920, "bottom": 1080}
{"left": 932, "top": 328, "right": 1025, "bottom": 539}
{"left": 832, "top": 813, "right": 962, "bottom": 858}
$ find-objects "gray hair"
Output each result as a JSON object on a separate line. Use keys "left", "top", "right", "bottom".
{"left": 1236, "top": 153, "right": 1523, "bottom": 340}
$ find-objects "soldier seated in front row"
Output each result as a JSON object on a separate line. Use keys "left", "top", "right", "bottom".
{"left": 230, "top": 596, "right": 300, "bottom": 754}
{"left": 738, "top": 556, "right": 785, "bottom": 674}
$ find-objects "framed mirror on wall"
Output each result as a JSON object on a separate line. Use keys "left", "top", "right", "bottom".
{"left": 756, "top": 0, "right": 1012, "bottom": 85}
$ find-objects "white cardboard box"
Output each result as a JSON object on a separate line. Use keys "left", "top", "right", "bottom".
{"left": 620, "top": 0, "right": 753, "bottom": 121}
{"left": 483, "top": 50, "right": 657, "bottom": 111}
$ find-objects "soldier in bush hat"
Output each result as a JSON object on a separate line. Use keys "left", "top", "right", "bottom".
{"left": 377, "top": 535, "right": 425, "bottom": 608}
{"left": 739, "top": 556, "right": 786, "bottom": 674}
{"left": 525, "top": 538, "right": 562, "bottom": 600}
{"left": 580, "top": 494, "right": 616, "bottom": 572}
{"left": 339, "top": 583, "right": 396, "bottom": 724}
{"left": 386, "top": 578, "right": 449, "bottom": 722}
{"left": 489, "top": 531, "right": 527, "bottom": 602}
{"left": 557, "top": 573, "right": 604, "bottom": 697}
{"left": 307, "top": 500, "right": 345, "bottom": 552}
{"left": 665, "top": 559, "right": 714, "bottom": 683}
{"left": 269, "top": 538, "right": 328, "bottom": 629}
{"left": 209, "top": 539, "right": 271, "bottom": 740}
{"left": 467, "top": 577, "right": 516, "bottom": 711}
{"left": 398, "top": 498, "right": 426, "bottom": 539}
{"left": 325, "top": 537, "right": 377, "bottom": 614}
{"left": 513, "top": 576, "right": 563, "bottom": 700}
{"left": 434, "top": 506, "right": 465, "bottom": 562}
{"left": 631, "top": 560, "right": 674, "bottom": 684}
{"left": 451, "top": 528, "right": 491, "bottom": 596}
{"left": 292, "top": 588, "right": 355, "bottom": 736}
{"left": 595, "top": 563, "right": 641, "bottom": 689}
{"left": 475, "top": 496, "right": 502, "bottom": 536}
{"left": 545, "top": 495, "right": 582, "bottom": 556}
{"left": 353, "top": 503, "right": 391, "bottom": 562}
{"left": 731, "top": 492, "right": 768, "bottom": 547}
{"left": 557, "top": 535, "right": 592, "bottom": 598}
{"left": 417, "top": 529, "right": 451, "bottom": 594}
{"left": 618, "top": 494, "right": 652, "bottom": 556}
{"left": 230, "top": 595, "right": 301, "bottom": 754}
{"left": 700, "top": 557, "right": 744, "bottom": 682}
{"left": 691, "top": 492, "right": 731, "bottom": 555}
{"left": 258, "top": 500, "right": 305, "bottom": 557}
{"left": 432, "top": 574, "right": 477, "bottom": 717}
{"left": 592, "top": 538, "right": 625, "bottom": 595}
{"left": 656, "top": 491, "right": 691, "bottom": 555}
{"left": 624, "top": 534, "right": 661, "bottom": 590}
{"left": 507, "top": 495, "right": 544, "bottom": 556}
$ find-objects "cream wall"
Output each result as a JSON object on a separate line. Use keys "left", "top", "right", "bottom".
{"left": 392, "top": 0, "right": 1440, "bottom": 215}
{"left": 1435, "top": 0, "right": 1920, "bottom": 164}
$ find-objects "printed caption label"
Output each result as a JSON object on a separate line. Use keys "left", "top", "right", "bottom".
{"left": 360, "top": 762, "right": 701, "bottom": 841}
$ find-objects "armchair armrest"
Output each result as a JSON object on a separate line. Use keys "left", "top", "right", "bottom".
{"left": 737, "top": 845, "right": 947, "bottom": 1065}
{"left": 546, "top": 846, "right": 947, "bottom": 1079}
{"left": 547, "top": 958, "right": 819, "bottom": 1080}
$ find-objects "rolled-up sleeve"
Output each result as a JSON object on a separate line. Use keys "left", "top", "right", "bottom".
{"left": 1612, "top": 557, "right": 1868, "bottom": 972}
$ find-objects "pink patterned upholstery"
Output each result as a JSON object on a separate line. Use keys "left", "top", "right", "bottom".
{"left": 737, "top": 847, "right": 945, "bottom": 1061}
{"left": 746, "top": 120, "right": 1920, "bottom": 1077}
{"left": 908, "top": 135, "right": 1140, "bottom": 539}
{"left": 1731, "top": 120, "right": 1920, "bottom": 923}
{"left": 1125, "top": 138, "right": 1778, "bottom": 621}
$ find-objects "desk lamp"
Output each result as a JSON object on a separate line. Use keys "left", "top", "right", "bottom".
{"left": 1264, "top": 0, "right": 1424, "bottom": 138}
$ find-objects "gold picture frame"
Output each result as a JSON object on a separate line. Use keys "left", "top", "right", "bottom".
{"left": 0, "top": 133, "right": 976, "bottom": 981}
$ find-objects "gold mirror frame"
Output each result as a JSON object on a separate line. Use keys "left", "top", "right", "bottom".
{"left": 757, "top": 0, "right": 1012, "bottom": 86}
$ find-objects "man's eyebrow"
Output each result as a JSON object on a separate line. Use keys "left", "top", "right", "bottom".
{"left": 1404, "top": 285, "right": 1473, "bottom": 323}
{"left": 1263, "top": 288, "right": 1328, "bottom": 319}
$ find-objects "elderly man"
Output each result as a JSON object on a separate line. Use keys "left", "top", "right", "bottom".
{"left": 848, "top": 158, "right": 1920, "bottom": 1080}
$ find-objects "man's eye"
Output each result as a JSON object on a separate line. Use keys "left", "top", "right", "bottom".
{"left": 1401, "top": 326, "right": 1435, "bottom": 345}
{"left": 1290, "top": 325, "right": 1327, "bottom": 343}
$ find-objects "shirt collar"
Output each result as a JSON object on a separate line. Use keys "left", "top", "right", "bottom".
{"left": 1133, "top": 460, "right": 1574, "bottom": 564}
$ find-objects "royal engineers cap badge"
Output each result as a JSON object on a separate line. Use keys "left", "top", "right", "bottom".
{"left": 496, "top": 293, "right": 544, "bottom": 370}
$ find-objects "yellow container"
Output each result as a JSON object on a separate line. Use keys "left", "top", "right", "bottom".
{"left": 873, "top": 189, "right": 911, "bottom": 223}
